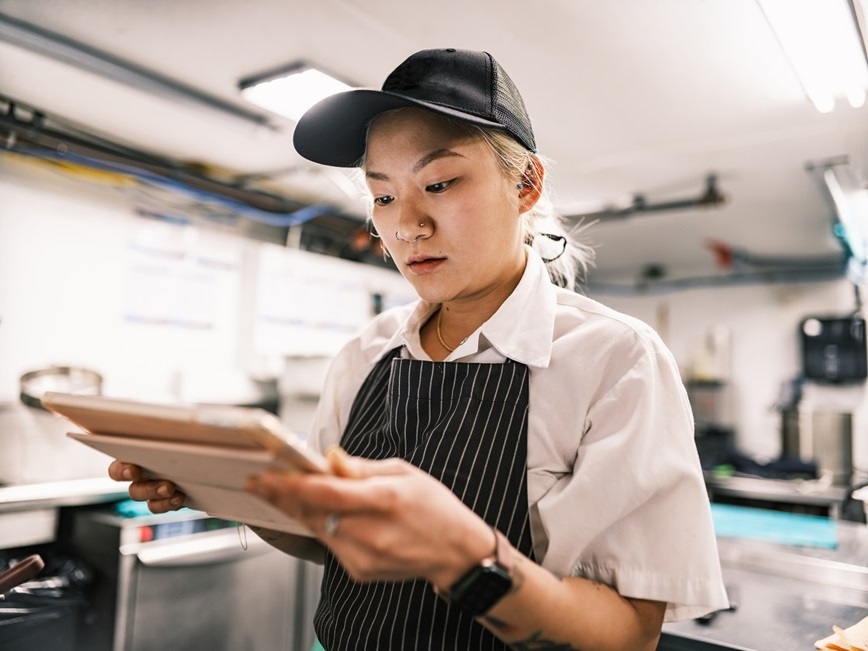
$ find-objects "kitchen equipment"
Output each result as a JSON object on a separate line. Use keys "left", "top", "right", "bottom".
{"left": 801, "top": 316, "right": 867, "bottom": 383}
{"left": 798, "top": 411, "right": 854, "bottom": 487}
{"left": 67, "top": 505, "right": 304, "bottom": 651}
{"left": 19, "top": 367, "right": 103, "bottom": 410}
{"left": 686, "top": 380, "right": 732, "bottom": 428}
{"left": 776, "top": 376, "right": 855, "bottom": 487}
{"left": 0, "top": 552, "right": 92, "bottom": 651}
{"left": 0, "top": 555, "right": 43, "bottom": 595}
{"left": 0, "top": 366, "right": 109, "bottom": 484}
{"left": 776, "top": 377, "right": 803, "bottom": 460}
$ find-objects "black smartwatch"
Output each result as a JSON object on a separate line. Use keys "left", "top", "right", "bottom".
{"left": 439, "top": 527, "right": 514, "bottom": 616}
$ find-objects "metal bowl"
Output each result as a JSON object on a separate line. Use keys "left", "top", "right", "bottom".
{"left": 19, "top": 366, "right": 103, "bottom": 410}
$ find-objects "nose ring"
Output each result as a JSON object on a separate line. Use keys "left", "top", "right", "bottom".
{"left": 395, "top": 221, "right": 428, "bottom": 243}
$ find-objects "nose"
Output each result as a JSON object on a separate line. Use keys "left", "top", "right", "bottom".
{"left": 395, "top": 199, "right": 432, "bottom": 243}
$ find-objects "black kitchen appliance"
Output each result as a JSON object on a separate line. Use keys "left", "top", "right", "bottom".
{"left": 800, "top": 315, "right": 867, "bottom": 383}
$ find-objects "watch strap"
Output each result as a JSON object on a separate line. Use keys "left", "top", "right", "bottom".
{"left": 436, "top": 526, "right": 514, "bottom": 616}
{"left": 491, "top": 528, "right": 512, "bottom": 572}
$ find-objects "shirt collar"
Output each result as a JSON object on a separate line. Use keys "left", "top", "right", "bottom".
{"left": 374, "top": 246, "right": 557, "bottom": 368}
{"left": 477, "top": 247, "right": 556, "bottom": 368}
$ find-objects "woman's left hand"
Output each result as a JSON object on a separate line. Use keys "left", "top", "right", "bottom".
{"left": 245, "top": 449, "right": 493, "bottom": 589}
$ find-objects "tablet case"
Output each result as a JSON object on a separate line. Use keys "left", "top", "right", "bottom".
{"left": 42, "top": 391, "right": 329, "bottom": 536}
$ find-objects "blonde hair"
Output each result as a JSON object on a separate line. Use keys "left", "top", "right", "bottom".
{"left": 468, "top": 126, "right": 595, "bottom": 291}
{"left": 360, "top": 109, "right": 595, "bottom": 290}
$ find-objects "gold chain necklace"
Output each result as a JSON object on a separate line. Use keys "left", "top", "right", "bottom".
{"left": 436, "top": 308, "right": 456, "bottom": 352}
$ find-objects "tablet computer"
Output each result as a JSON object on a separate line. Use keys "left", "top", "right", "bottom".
{"left": 41, "top": 391, "right": 329, "bottom": 536}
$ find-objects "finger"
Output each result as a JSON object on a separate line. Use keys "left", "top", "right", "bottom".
{"left": 128, "top": 479, "right": 178, "bottom": 503}
{"left": 327, "top": 453, "right": 411, "bottom": 480}
{"left": 254, "top": 468, "right": 407, "bottom": 514}
{"left": 325, "top": 446, "right": 358, "bottom": 478}
{"left": 108, "top": 461, "right": 144, "bottom": 482}
{"left": 146, "top": 493, "right": 186, "bottom": 514}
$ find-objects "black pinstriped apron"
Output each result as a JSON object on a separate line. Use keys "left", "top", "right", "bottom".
{"left": 314, "top": 346, "right": 534, "bottom": 650}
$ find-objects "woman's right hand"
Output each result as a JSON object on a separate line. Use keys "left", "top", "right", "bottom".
{"left": 108, "top": 460, "right": 186, "bottom": 513}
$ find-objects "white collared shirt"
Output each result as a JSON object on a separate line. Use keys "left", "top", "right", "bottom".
{"left": 309, "top": 247, "right": 729, "bottom": 621}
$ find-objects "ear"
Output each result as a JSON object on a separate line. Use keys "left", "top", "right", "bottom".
{"left": 517, "top": 154, "right": 545, "bottom": 215}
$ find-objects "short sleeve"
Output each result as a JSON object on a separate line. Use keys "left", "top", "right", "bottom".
{"left": 307, "top": 340, "right": 371, "bottom": 455}
{"left": 536, "top": 338, "right": 730, "bottom": 622}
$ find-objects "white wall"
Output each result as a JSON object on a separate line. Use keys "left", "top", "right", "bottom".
{"left": 0, "top": 157, "right": 412, "bottom": 407}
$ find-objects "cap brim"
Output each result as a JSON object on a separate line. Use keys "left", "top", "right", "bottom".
{"left": 292, "top": 89, "right": 506, "bottom": 167}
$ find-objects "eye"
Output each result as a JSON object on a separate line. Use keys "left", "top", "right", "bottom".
{"left": 426, "top": 178, "right": 456, "bottom": 193}
{"left": 373, "top": 195, "right": 394, "bottom": 207}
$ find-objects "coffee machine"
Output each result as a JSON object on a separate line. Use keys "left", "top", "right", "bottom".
{"left": 777, "top": 314, "right": 867, "bottom": 487}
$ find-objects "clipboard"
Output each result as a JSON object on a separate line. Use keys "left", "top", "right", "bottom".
{"left": 41, "top": 391, "right": 329, "bottom": 536}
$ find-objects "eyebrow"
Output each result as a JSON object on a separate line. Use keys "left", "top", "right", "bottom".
{"left": 365, "top": 148, "right": 466, "bottom": 181}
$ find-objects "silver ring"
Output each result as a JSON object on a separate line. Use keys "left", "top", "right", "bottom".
{"left": 324, "top": 513, "right": 340, "bottom": 537}
{"left": 395, "top": 222, "right": 428, "bottom": 243}
{"left": 395, "top": 231, "right": 424, "bottom": 243}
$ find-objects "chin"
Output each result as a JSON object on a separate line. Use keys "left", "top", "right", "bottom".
{"left": 403, "top": 278, "right": 452, "bottom": 305}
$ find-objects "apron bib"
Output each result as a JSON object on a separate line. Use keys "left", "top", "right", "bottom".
{"left": 314, "top": 347, "right": 534, "bottom": 650}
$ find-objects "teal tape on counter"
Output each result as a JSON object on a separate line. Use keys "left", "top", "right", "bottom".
{"left": 711, "top": 503, "right": 837, "bottom": 549}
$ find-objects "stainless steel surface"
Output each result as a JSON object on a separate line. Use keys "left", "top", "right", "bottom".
{"left": 664, "top": 521, "right": 868, "bottom": 651}
{"left": 69, "top": 508, "right": 300, "bottom": 651}
{"left": 19, "top": 366, "right": 103, "bottom": 411}
{"left": 704, "top": 473, "right": 850, "bottom": 518}
{"left": 122, "top": 536, "right": 294, "bottom": 651}
{"left": 798, "top": 411, "right": 854, "bottom": 486}
{"left": 659, "top": 631, "right": 753, "bottom": 650}
{"left": 664, "top": 566, "right": 868, "bottom": 650}
{"left": 717, "top": 543, "right": 868, "bottom": 594}
{"left": 0, "top": 477, "right": 129, "bottom": 513}
{"left": 129, "top": 528, "right": 272, "bottom": 567}
{"left": 0, "top": 507, "right": 58, "bottom": 548}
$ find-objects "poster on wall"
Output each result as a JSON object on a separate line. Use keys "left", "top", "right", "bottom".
{"left": 253, "top": 245, "right": 413, "bottom": 358}
{"left": 123, "top": 217, "right": 240, "bottom": 331}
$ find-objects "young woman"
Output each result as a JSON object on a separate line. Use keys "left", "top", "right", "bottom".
{"left": 111, "top": 48, "right": 728, "bottom": 650}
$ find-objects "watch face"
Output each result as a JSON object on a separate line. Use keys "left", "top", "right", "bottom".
{"left": 450, "top": 563, "right": 512, "bottom": 616}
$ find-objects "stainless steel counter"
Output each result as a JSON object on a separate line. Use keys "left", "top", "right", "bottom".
{"left": 0, "top": 476, "right": 129, "bottom": 549}
{"left": 704, "top": 473, "right": 852, "bottom": 518}
{"left": 0, "top": 476, "right": 129, "bottom": 513}
{"left": 662, "top": 521, "right": 868, "bottom": 650}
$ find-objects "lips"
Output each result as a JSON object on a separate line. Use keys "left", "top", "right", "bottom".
{"left": 405, "top": 255, "right": 446, "bottom": 274}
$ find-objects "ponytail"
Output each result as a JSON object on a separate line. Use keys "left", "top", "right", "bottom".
{"left": 471, "top": 127, "right": 595, "bottom": 291}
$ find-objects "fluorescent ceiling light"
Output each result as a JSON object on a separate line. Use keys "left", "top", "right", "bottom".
{"left": 758, "top": 0, "right": 868, "bottom": 112}
{"left": 239, "top": 64, "right": 353, "bottom": 123}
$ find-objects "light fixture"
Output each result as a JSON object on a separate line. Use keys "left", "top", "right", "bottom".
{"left": 238, "top": 63, "right": 354, "bottom": 123}
{"left": 757, "top": 0, "right": 868, "bottom": 112}
{"left": 0, "top": 12, "right": 275, "bottom": 131}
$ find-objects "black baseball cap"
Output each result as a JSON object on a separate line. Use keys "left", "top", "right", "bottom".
{"left": 292, "top": 48, "right": 537, "bottom": 167}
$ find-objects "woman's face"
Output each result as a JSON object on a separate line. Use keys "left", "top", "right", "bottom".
{"left": 365, "top": 109, "right": 527, "bottom": 307}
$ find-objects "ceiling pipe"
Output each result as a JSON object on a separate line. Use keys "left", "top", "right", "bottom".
{"left": 565, "top": 174, "right": 727, "bottom": 222}
{"left": 0, "top": 98, "right": 305, "bottom": 215}
{"left": 0, "top": 12, "right": 276, "bottom": 132}
{"left": 587, "top": 262, "right": 847, "bottom": 296}
{"left": 705, "top": 239, "right": 848, "bottom": 271}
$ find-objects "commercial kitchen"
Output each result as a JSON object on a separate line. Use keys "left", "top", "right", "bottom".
{"left": 1, "top": 1, "right": 867, "bottom": 650}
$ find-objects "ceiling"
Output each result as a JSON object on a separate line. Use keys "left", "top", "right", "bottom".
{"left": 1, "top": 0, "right": 866, "bottom": 288}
